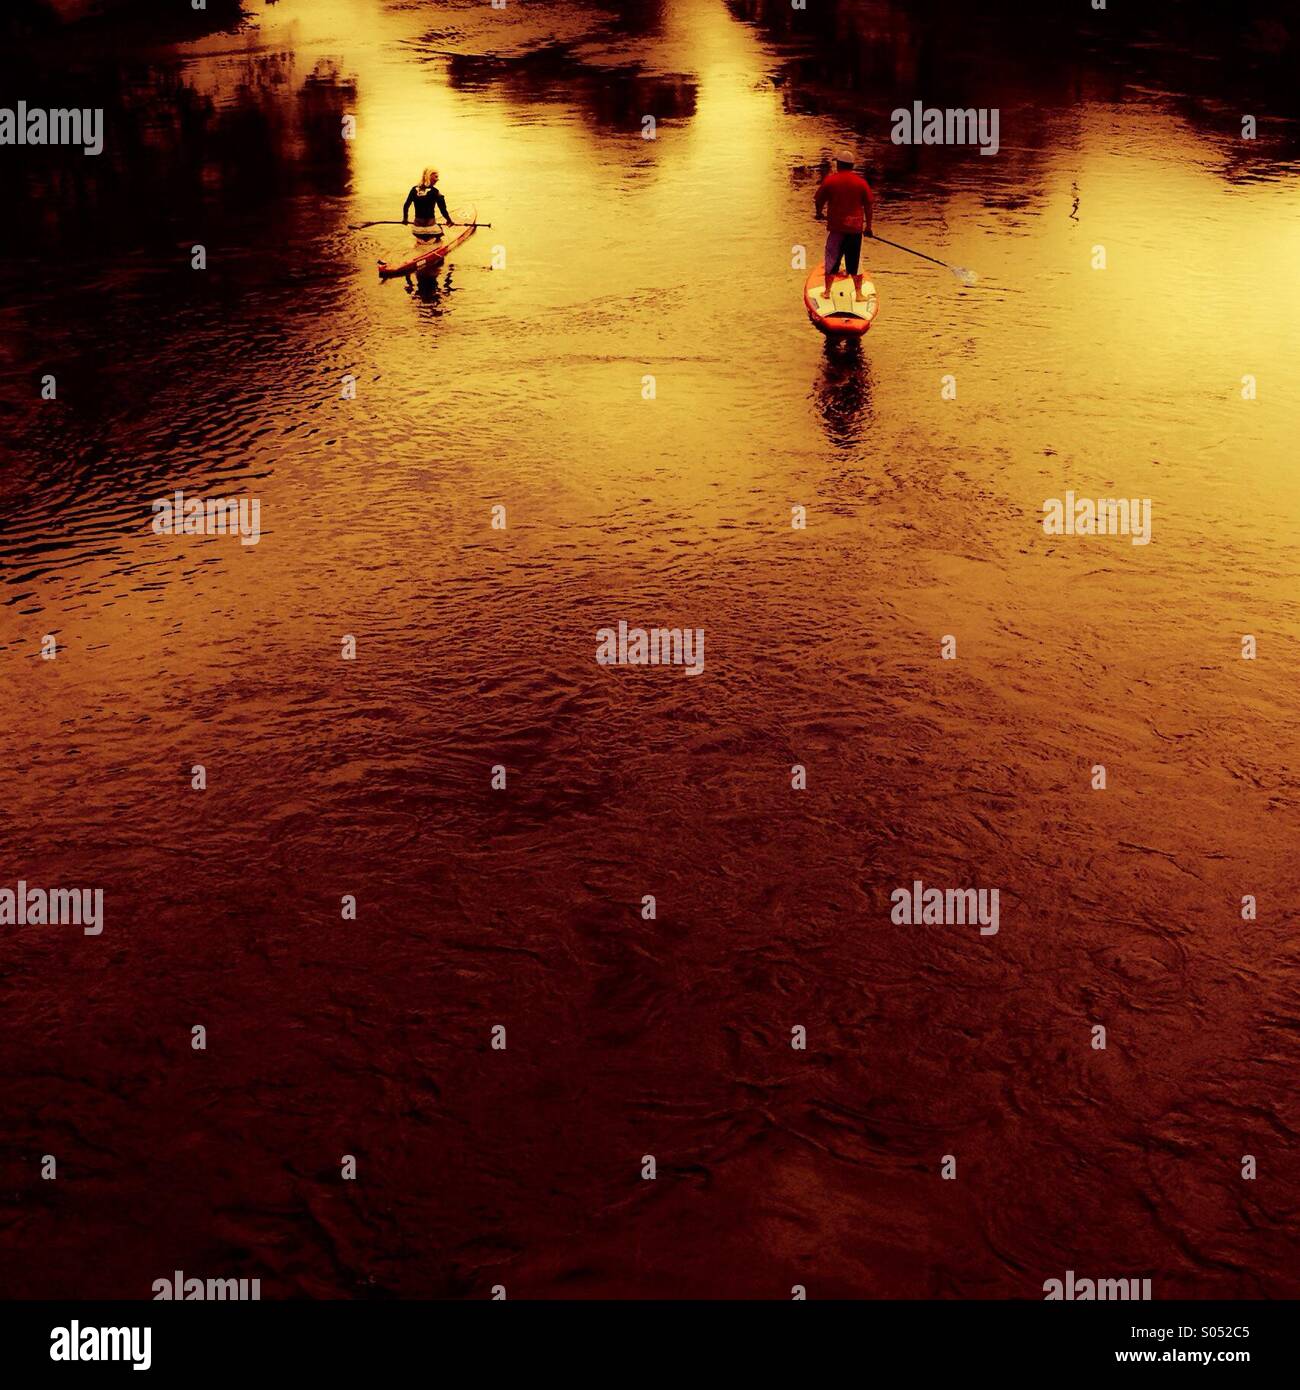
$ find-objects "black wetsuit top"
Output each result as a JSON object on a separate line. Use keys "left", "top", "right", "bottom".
{"left": 404, "top": 185, "right": 450, "bottom": 221}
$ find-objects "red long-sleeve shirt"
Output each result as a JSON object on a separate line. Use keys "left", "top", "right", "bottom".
{"left": 815, "top": 170, "right": 874, "bottom": 234}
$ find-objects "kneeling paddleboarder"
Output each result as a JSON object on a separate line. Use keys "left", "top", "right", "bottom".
{"left": 814, "top": 151, "right": 875, "bottom": 301}
{"left": 403, "top": 168, "right": 453, "bottom": 239}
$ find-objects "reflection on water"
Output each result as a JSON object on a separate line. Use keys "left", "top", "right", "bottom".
{"left": 406, "top": 263, "right": 445, "bottom": 305}
{"left": 813, "top": 341, "right": 874, "bottom": 449}
{"left": 2, "top": 0, "right": 1300, "bottom": 1300}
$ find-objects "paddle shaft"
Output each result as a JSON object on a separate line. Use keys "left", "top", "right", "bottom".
{"left": 352, "top": 219, "right": 494, "bottom": 229}
{"left": 869, "top": 233, "right": 953, "bottom": 270}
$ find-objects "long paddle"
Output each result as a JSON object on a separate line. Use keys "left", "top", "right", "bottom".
{"left": 869, "top": 233, "right": 977, "bottom": 286}
{"left": 350, "top": 218, "right": 494, "bottom": 229}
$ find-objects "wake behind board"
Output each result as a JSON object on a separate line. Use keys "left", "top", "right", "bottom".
{"left": 803, "top": 265, "right": 879, "bottom": 337}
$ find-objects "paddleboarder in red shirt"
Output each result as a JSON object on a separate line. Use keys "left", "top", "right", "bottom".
{"left": 814, "top": 151, "right": 875, "bottom": 301}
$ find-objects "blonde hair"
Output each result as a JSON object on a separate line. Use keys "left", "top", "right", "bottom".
{"left": 420, "top": 167, "right": 439, "bottom": 187}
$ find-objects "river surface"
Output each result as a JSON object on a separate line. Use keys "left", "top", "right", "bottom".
{"left": 1, "top": 0, "right": 1299, "bottom": 1298}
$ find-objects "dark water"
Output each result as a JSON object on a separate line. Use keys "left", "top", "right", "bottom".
{"left": 1, "top": 0, "right": 1299, "bottom": 1298}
